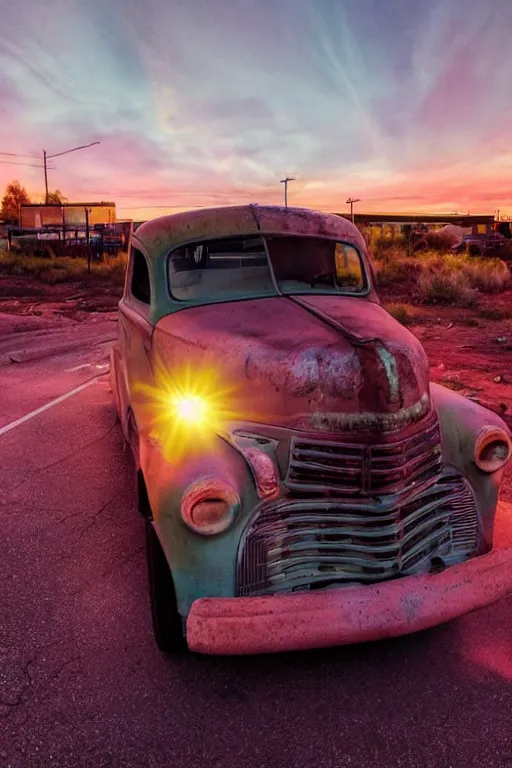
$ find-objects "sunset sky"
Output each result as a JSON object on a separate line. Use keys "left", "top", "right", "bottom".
{"left": 1, "top": 0, "right": 511, "bottom": 219}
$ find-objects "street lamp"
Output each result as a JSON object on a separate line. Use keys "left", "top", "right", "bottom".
{"left": 280, "top": 177, "right": 295, "bottom": 208}
{"left": 346, "top": 197, "right": 361, "bottom": 224}
{"left": 43, "top": 142, "right": 100, "bottom": 203}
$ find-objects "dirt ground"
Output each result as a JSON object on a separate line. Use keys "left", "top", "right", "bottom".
{"left": 1, "top": 274, "right": 510, "bottom": 498}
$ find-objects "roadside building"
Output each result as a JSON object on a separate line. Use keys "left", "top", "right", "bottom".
{"left": 20, "top": 202, "right": 116, "bottom": 228}
{"left": 336, "top": 212, "right": 495, "bottom": 238}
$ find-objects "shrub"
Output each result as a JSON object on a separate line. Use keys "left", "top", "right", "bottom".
{"left": 370, "top": 241, "right": 510, "bottom": 305}
{"left": 370, "top": 234, "right": 405, "bottom": 261}
{"left": 416, "top": 269, "right": 479, "bottom": 308}
{"left": 373, "top": 253, "right": 423, "bottom": 286}
{"left": 464, "top": 258, "right": 511, "bottom": 293}
{"left": 413, "top": 231, "right": 459, "bottom": 252}
{"left": 385, "top": 303, "right": 413, "bottom": 325}
{"left": 374, "top": 259, "right": 409, "bottom": 286}
{"left": 0, "top": 249, "right": 127, "bottom": 285}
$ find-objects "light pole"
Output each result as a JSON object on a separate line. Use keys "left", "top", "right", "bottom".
{"left": 43, "top": 142, "right": 100, "bottom": 203}
{"left": 43, "top": 150, "right": 49, "bottom": 202}
{"left": 84, "top": 206, "right": 93, "bottom": 272}
{"left": 346, "top": 197, "right": 361, "bottom": 224}
{"left": 280, "top": 177, "right": 295, "bottom": 208}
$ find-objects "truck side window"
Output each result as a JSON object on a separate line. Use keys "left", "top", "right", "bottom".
{"left": 131, "top": 248, "right": 151, "bottom": 304}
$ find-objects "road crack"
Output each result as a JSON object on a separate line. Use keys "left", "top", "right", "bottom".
{"left": 4, "top": 420, "right": 119, "bottom": 497}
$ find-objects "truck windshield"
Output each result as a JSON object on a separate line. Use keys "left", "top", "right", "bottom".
{"left": 266, "top": 235, "right": 366, "bottom": 294}
{"left": 168, "top": 234, "right": 367, "bottom": 301}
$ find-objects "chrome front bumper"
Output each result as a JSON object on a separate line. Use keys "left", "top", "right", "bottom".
{"left": 186, "top": 502, "right": 512, "bottom": 655}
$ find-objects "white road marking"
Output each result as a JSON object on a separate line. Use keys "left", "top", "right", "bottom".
{"left": 66, "top": 363, "right": 92, "bottom": 372}
{"left": 0, "top": 375, "right": 108, "bottom": 437}
{"left": 66, "top": 362, "right": 109, "bottom": 373}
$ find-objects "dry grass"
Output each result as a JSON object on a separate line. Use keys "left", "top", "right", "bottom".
{"left": 371, "top": 241, "right": 511, "bottom": 307}
{"left": 464, "top": 258, "right": 511, "bottom": 292}
{"left": 416, "top": 269, "right": 479, "bottom": 308}
{"left": 384, "top": 303, "right": 413, "bottom": 325}
{"left": 370, "top": 233, "right": 406, "bottom": 256}
{"left": 0, "top": 249, "right": 127, "bottom": 286}
{"left": 414, "top": 230, "right": 459, "bottom": 252}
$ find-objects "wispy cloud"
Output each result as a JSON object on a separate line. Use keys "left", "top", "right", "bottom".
{"left": 1, "top": 0, "right": 511, "bottom": 214}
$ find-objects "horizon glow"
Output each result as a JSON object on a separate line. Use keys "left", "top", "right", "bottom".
{"left": 1, "top": 0, "right": 511, "bottom": 219}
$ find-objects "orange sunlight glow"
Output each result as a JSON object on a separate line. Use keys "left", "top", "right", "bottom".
{"left": 132, "top": 357, "right": 242, "bottom": 463}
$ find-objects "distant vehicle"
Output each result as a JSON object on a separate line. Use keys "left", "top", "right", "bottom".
{"left": 452, "top": 232, "right": 510, "bottom": 257}
{"left": 110, "top": 205, "right": 512, "bottom": 655}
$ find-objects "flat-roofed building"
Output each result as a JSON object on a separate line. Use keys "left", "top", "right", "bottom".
{"left": 20, "top": 202, "right": 116, "bottom": 228}
{"left": 335, "top": 212, "right": 495, "bottom": 235}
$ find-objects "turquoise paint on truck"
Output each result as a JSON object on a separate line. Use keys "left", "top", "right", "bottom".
{"left": 110, "top": 204, "right": 512, "bottom": 654}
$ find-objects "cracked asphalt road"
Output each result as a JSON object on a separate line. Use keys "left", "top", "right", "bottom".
{"left": 1, "top": 312, "right": 512, "bottom": 768}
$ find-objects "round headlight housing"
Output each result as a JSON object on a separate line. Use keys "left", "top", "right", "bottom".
{"left": 474, "top": 426, "right": 512, "bottom": 473}
{"left": 181, "top": 477, "right": 240, "bottom": 535}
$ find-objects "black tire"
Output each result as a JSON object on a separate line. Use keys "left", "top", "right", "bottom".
{"left": 145, "top": 520, "right": 187, "bottom": 653}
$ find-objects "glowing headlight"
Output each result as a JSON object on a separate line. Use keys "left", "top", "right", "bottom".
{"left": 181, "top": 477, "right": 240, "bottom": 536}
{"left": 171, "top": 393, "right": 210, "bottom": 426}
{"left": 133, "top": 360, "right": 242, "bottom": 463}
{"left": 474, "top": 426, "right": 512, "bottom": 473}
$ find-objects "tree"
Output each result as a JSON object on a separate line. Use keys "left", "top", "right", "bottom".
{"left": 0, "top": 180, "right": 31, "bottom": 223}
{"left": 46, "top": 189, "right": 68, "bottom": 204}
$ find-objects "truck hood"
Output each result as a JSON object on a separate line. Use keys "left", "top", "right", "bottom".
{"left": 152, "top": 296, "right": 430, "bottom": 432}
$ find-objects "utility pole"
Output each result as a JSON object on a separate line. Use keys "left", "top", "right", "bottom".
{"left": 280, "top": 177, "right": 295, "bottom": 208}
{"left": 346, "top": 197, "right": 361, "bottom": 224}
{"left": 43, "top": 142, "right": 100, "bottom": 203}
{"left": 43, "top": 150, "right": 49, "bottom": 203}
{"left": 85, "top": 207, "right": 92, "bottom": 273}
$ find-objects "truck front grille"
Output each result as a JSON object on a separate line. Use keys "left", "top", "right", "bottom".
{"left": 286, "top": 411, "right": 442, "bottom": 495}
{"left": 236, "top": 470, "right": 479, "bottom": 596}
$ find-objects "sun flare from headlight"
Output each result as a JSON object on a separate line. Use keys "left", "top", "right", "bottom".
{"left": 171, "top": 393, "right": 210, "bottom": 426}
{"left": 133, "top": 358, "right": 241, "bottom": 463}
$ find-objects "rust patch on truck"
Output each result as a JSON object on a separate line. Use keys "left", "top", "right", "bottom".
{"left": 310, "top": 393, "right": 430, "bottom": 431}
{"left": 245, "top": 346, "right": 362, "bottom": 400}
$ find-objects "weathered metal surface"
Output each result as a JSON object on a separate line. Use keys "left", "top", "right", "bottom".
{"left": 110, "top": 205, "right": 512, "bottom": 651}
{"left": 152, "top": 295, "right": 430, "bottom": 433}
{"left": 133, "top": 205, "right": 380, "bottom": 322}
{"left": 135, "top": 204, "right": 369, "bottom": 262}
{"left": 238, "top": 447, "right": 279, "bottom": 498}
{"left": 186, "top": 501, "right": 512, "bottom": 655}
{"left": 237, "top": 468, "right": 479, "bottom": 596}
{"left": 286, "top": 409, "right": 442, "bottom": 493}
{"left": 180, "top": 475, "right": 240, "bottom": 535}
{"left": 430, "top": 382, "right": 510, "bottom": 548}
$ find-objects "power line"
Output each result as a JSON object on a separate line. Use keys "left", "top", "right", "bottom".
{"left": 0, "top": 151, "right": 41, "bottom": 159}
{"left": 47, "top": 141, "right": 100, "bottom": 159}
{"left": 43, "top": 142, "right": 100, "bottom": 202}
{"left": 0, "top": 159, "right": 53, "bottom": 169}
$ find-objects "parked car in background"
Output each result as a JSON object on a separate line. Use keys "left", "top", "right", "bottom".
{"left": 452, "top": 232, "right": 510, "bottom": 257}
{"left": 110, "top": 205, "right": 512, "bottom": 655}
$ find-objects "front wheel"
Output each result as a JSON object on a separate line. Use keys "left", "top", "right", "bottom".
{"left": 145, "top": 520, "right": 187, "bottom": 653}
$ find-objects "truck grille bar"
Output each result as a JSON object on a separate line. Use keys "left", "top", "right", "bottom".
{"left": 237, "top": 414, "right": 480, "bottom": 596}
{"left": 286, "top": 411, "right": 442, "bottom": 495}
